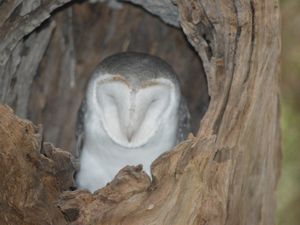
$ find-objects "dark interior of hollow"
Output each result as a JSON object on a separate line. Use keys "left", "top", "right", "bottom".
{"left": 28, "top": 1, "right": 209, "bottom": 155}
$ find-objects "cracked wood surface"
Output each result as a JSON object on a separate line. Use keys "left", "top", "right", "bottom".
{"left": 0, "top": 0, "right": 72, "bottom": 116}
{"left": 0, "top": 0, "right": 281, "bottom": 225}
{"left": 0, "top": 105, "right": 75, "bottom": 225}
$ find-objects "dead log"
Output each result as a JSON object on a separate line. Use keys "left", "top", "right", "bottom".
{"left": 0, "top": 0, "right": 281, "bottom": 225}
{"left": 0, "top": 105, "right": 75, "bottom": 225}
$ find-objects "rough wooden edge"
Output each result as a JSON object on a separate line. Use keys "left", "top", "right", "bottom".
{"left": 0, "top": 0, "right": 281, "bottom": 224}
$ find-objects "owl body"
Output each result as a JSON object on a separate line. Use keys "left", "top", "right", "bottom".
{"left": 76, "top": 52, "right": 190, "bottom": 192}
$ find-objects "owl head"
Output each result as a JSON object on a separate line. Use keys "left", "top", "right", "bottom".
{"left": 85, "top": 52, "right": 181, "bottom": 148}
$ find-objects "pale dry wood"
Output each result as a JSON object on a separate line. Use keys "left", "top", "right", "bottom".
{"left": 91, "top": 0, "right": 180, "bottom": 26}
{"left": 121, "top": 0, "right": 180, "bottom": 26}
{"left": 0, "top": 105, "right": 75, "bottom": 225}
{"left": 0, "top": 0, "right": 281, "bottom": 225}
{"left": 0, "top": 0, "right": 72, "bottom": 115}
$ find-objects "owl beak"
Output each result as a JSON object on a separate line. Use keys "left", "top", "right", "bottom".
{"left": 126, "top": 128, "right": 134, "bottom": 143}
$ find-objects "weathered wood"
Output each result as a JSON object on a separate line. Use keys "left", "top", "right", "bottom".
{"left": 0, "top": 0, "right": 72, "bottom": 116}
{"left": 121, "top": 0, "right": 180, "bottom": 26}
{"left": 0, "top": 0, "right": 281, "bottom": 225}
{"left": 0, "top": 105, "right": 75, "bottom": 225}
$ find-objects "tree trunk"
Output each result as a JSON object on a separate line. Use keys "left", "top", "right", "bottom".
{"left": 0, "top": 0, "right": 281, "bottom": 225}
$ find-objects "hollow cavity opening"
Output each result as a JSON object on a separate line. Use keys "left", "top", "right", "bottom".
{"left": 27, "top": 0, "right": 209, "bottom": 154}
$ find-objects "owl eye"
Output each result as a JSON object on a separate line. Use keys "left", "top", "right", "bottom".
{"left": 95, "top": 80, "right": 131, "bottom": 145}
{"left": 132, "top": 83, "right": 172, "bottom": 144}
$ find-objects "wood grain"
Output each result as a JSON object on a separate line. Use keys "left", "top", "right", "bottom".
{"left": 0, "top": 0, "right": 281, "bottom": 224}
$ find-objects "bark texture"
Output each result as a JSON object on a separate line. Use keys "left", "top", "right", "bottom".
{"left": 0, "top": 0, "right": 281, "bottom": 225}
{"left": 0, "top": 105, "right": 75, "bottom": 225}
{"left": 0, "top": 0, "right": 72, "bottom": 116}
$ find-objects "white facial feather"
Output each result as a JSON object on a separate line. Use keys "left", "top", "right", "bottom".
{"left": 95, "top": 79, "right": 131, "bottom": 146}
{"left": 95, "top": 76, "right": 174, "bottom": 148}
{"left": 77, "top": 73, "right": 181, "bottom": 192}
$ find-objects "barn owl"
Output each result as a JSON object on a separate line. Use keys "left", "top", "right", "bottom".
{"left": 76, "top": 52, "right": 190, "bottom": 192}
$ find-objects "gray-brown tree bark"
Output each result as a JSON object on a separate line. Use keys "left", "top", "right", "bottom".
{"left": 0, "top": 0, "right": 281, "bottom": 225}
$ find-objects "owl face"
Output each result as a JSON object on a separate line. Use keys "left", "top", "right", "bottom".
{"left": 90, "top": 74, "right": 179, "bottom": 148}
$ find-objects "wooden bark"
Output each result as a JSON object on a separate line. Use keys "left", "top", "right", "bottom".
{"left": 0, "top": 0, "right": 281, "bottom": 225}
{"left": 0, "top": 105, "right": 75, "bottom": 225}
